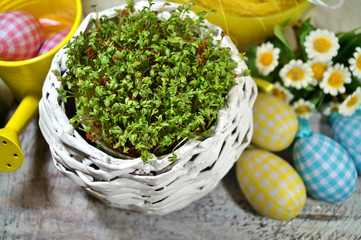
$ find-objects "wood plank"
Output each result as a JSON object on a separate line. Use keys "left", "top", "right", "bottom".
{"left": 1, "top": 0, "right": 361, "bottom": 239}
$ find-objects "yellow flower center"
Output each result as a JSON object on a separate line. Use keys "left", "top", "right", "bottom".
{"left": 287, "top": 68, "right": 305, "bottom": 82}
{"left": 356, "top": 54, "right": 361, "bottom": 70}
{"left": 327, "top": 71, "right": 344, "bottom": 88}
{"left": 314, "top": 37, "right": 332, "bottom": 53}
{"left": 259, "top": 52, "right": 273, "bottom": 66}
{"left": 346, "top": 95, "right": 359, "bottom": 108}
{"left": 311, "top": 62, "right": 327, "bottom": 79}
{"left": 272, "top": 89, "right": 286, "bottom": 101}
{"left": 295, "top": 105, "right": 309, "bottom": 116}
{"left": 331, "top": 106, "right": 339, "bottom": 113}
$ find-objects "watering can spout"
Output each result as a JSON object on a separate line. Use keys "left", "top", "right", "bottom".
{"left": 0, "top": 94, "right": 40, "bottom": 172}
{"left": 0, "top": 0, "right": 82, "bottom": 172}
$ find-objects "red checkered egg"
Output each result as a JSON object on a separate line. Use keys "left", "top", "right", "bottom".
{"left": 38, "top": 29, "right": 69, "bottom": 55}
{"left": 0, "top": 10, "right": 44, "bottom": 61}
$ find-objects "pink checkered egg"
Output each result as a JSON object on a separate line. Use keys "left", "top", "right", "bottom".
{"left": 252, "top": 93, "right": 298, "bottom": 152}
{"left": 0, "top": 10, "right": 43, "bottom": 61}
{"left": 293, "top": 133, "right": 357, "bottom": 203}
{"left": 38, "top": 29, "right": 69, "bottom": 55}
{"left": 236, "top": 148, "right": 306, "bottom": 221}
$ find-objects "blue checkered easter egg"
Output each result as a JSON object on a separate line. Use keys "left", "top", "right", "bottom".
{"left": 293, "top": 133, "right": 357, "bottom": 203}
{"left": 332, "top": 115, "right": 361, "bottom": 174}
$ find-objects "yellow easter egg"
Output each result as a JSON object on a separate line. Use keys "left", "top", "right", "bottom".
{"left": 252, "top": 93, "right": 298, "bottom": 152}
{"left": 236, "top": 148, "right": 306, "bottom": 221}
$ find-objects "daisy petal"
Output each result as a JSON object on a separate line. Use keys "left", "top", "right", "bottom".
{"left": 304, "top": 29, "right": 339, "bottom": 62}
{"left": 339, "top": 87, "right": 361, "bottom": 116}
{"left": 321, "top": 101, "right": 340, "bottom": 116}
{"left": 255, "top": 42, "right": 280, "bottom": 76}
{"left": 279, "top": 60, "right": 313, "bottom": 89}
{"left": 292, "top": 98, "right": 316, "bottom": 119}
{"left": 308, "top": 59, "right": 332, "bottom": 86}
{"left": 349, "top": 47, "right": 361, "bottom": 79}
{"left": 271, "top": 82, "right": 294, "bottom": 104}
{"left": 320, "top": 63, "right": 351, "bottom": 96}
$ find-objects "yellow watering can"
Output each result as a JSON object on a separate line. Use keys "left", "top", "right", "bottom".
{"left": 169, "top": 0, "right": 345, "bottom": 49}
{"left": 0, "top": 0, "right": 82, "bottom": 172}
{"left": 169, "top": 0, "right": 312, "bottom": 49}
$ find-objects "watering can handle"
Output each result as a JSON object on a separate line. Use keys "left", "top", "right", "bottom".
{"left": 0, "top": 95, "right": 40, "bottom": 172}
{"left": 308, "top": 0, "right": 344, "bottom": 9}
{"left": 5, "top": 94, "right": 40, "bottom": 134}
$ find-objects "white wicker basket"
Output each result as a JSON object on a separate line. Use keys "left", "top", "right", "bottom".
{"left": 38, "top": 1, "right": 257, "bottom": 215}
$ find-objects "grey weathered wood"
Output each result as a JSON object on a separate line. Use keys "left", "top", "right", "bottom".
{"left": 1, "top": 0, "right": 361, "bottom": 239}
{"left": 2, "top": 118, "right": 361, "bottom": 240}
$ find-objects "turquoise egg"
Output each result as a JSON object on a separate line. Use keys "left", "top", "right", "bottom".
{"left": 293, "top": 133, "right": 357, "bottom": 203}
{"left": 332, "top": 115, "right": 361, "bottom": 174}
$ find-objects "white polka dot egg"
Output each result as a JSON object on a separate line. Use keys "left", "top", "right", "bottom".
{"left": 236, "top": 148, "right": 306, "bottom": 221}
{"left": 252, "top": 93, "right": 298, "bottom": 152}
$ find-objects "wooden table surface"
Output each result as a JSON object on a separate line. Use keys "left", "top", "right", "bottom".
{"left": 1, "top": 1, "right": 361, "bottom": 239}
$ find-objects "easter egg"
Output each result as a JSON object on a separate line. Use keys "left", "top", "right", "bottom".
{"left": 0, "top": 10, "right": 43, "bottom": 61}
{"left": 252, "top": 93, "right": 298, "bottom": 152}
{"left": 38, "top": 29, "right": 69, "bottom": 55}
{"left": 236, "top": 148, "right": 306, "bottom": 221}
{"left": 293, "top": 133, "right": 357, "bottom": 203}
{"left": 332, "top": 115, "right": 361, "bottom": 174}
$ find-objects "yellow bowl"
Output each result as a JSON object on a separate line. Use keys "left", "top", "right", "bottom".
{"left": 0, "top": 0, "right": 82, "bottom": 100}
{"left": 170, "top": 0, "right": 312, "bottom": 49}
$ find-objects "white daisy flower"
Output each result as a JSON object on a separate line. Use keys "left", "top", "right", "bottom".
{"left": 320, "top": 63, "right": 352, "bottom": 96}
{"left": 255, "top": 42, "right": 280, "bottom": 76}
{"left": 348, "top": 47, "right": 361, "bottom": 79}
{"left": 279, "top": 59, "right": 313, "bottom": 89}
{"left": 321, "top": 101, "right": 340, "bottom": 116}
{"left": 292, "top": 98, "right": 316, "bottom": 119}
{"left": 271, "top": 82, "right": 294, "bottom": 104}
{"left": 308, "top": 59, "right": 331, "bottom": 86}
{"left": 338, "top": 87, "right": 361, "bottom": 116}
{"left": 304, "top": 29, "right": 340, "bottom": 62}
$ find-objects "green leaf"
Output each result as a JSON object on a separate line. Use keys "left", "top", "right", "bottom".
{"left": 337, "top": 26, "right": 361, "bottom": 45}
{"left": 345, "top": 77, "right": 361, "bottom": 94}
{"left": 334, "top": 33, "right": 361, "bottom": 64}
{"left": 101, "top": 55, "right": 110, "bottom": 66}
{"left": 297, "top": 18, "right": 317, "bottom": 61}
{"left": 308, "top": 88, "right": 325, "bottom": 110}
{"left": 274, "top": 25, "right": 290, "bottom": 48}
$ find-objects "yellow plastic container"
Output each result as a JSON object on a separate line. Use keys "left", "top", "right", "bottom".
{"left": 170, "top": 0, "right": 311, "bottom": 49}
{"left": 0, "top": 0, "right": 82, "bottom": 172}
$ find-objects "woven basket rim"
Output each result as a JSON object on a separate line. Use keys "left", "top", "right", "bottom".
{"left": 48, "top": 1, "right": 249, "bottom": 165}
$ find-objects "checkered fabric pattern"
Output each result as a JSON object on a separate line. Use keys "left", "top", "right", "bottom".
{"left": 0, "top": 10, "right": 43, "bottom": 61}
{"left": 332, "top": 115, "right": 361, "bottom": 174}
{"left": 252, "top": 93, "right": 298, "bottom": 152}
{"left": 38, "top": 29, "right": 69, "bottom": 55}
{"left": 293, "top": 132, "right": 357, "bottom": 203}
{"left": 237, "top": 148, "right": 306, "bottom": 221}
